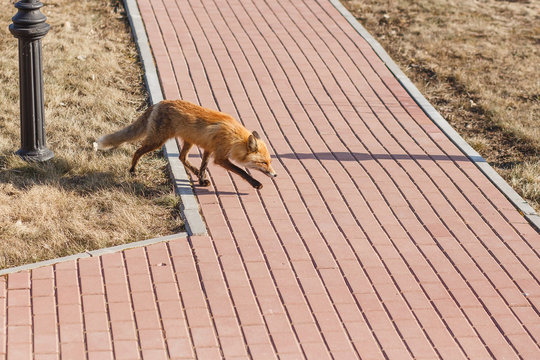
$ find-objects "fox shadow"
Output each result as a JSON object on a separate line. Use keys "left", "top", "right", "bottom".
{"left": 275, "top": 152, "right": 474, "bottom": 162}
{"left": 0, "top": 154, "right": 161, "bottom": 198}
{"left": 193, "top": 187, "right": 249, "bottom": 196}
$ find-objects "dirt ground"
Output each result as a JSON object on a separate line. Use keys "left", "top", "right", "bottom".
{"left": 0, "top": 0, "right": 183, "bottom": 269}
{"left": 340, "top": 0, "right": 539, "bottom": 213}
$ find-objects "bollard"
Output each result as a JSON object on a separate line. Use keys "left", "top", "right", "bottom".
{"left": 9, "top": 0, "right": 54, "bottom": 162}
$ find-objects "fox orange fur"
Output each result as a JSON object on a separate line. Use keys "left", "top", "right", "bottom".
{"left": 94, "top": 100, "right": 276, "bottom": 189}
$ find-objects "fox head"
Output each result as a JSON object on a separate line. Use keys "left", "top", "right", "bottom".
{"left": 242, "top": 131, "right": 277, "bottom": 178}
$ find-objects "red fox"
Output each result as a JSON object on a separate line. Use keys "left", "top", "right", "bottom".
{"left": 94, "top": 100, "right": 276, "bottom": 189}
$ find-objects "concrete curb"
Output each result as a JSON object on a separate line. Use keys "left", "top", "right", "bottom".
{"left": 0, "top": 232, "right": 188, "bottom": 276}
{"left": 124, "top": 0, "right": 207, "bottom": 236}
{"left": 328, "top": 0, "right": 540, "bottom": 232}
{"left": 163, "top": 139, "right": 208, "bottom": 236}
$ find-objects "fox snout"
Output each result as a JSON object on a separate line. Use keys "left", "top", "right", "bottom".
{"left": 246, "top": 162, "right": 277, "bottom": 178}
{"left": 256, "top": 161, "right": 277, "bottom": 178}
{"left": 266, "top": 168, "right": 277, "bottom": 178}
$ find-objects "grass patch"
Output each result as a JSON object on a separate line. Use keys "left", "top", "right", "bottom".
{"left": 0, "top": 0, "right": 183, "bottom": 269}
{"left": 341, "top": 0, "right": 539, "bottom": 213}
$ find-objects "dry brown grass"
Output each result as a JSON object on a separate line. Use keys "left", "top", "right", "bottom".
{"left": 341, "top": 0, "right": 540, "bottom": 212}
{"left": 0, "top": 0, "right": 183, "bottom": 269}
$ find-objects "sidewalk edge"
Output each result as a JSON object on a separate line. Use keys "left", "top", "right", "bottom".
{"left": 0, "top": 232, "right": 188, "bottom": 276}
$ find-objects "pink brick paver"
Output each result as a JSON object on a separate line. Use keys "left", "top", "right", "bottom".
{"left": 2, "top": 0, "right": 540, "bottom": 358}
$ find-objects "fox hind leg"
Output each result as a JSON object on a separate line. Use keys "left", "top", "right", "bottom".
{"left": 129, "top": 140, "right": 165, "bottom": 174}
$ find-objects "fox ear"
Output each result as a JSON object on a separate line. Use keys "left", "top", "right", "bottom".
{"left": 247, "top": 134, "right": 258, "bottom": 153}
{"left": 252, "top": 131, "right": 261, "bottom": 139}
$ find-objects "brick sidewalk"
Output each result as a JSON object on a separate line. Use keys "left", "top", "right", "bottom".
{"left": 1, "top": 0, "right": 539, "bottom": 359}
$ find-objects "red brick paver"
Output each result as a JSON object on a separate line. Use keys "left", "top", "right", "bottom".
{"left": 2, "top": 0, "right": 539, "bottom": 359}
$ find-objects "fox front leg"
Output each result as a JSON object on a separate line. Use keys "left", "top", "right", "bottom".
{"left": 179, "top": 141, "right": 200, "bottom": 177}
{"left": 215, "top": 158, "right": 262, "bottom": 189}
{"left": 198, "top": 150, "right": 211, "bottom": 187}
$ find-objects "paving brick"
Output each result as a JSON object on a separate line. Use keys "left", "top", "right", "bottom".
{"left": 88, "top": 351, "right": 114, "bottom": 360}
{"left": 177, "top": 289, "right": 207, "bottom": 310}
{"left": 31, "top": 278, "right": 54, "bottom": 297}
{"left": 111, "top": 321, "right": 138, "bottom": 341}
{"left": 56, "top": 286, "right": 80, "bottom": 306}
{"left": 125, "top": 260, "right": 150, "bottom": 277}
{"left": 7, "top": 272, "right": 30, "bottom": 290}
{"left": 33, "top": 354, "right": 59, "bottom": 360}
{"left": 101, "top": 252, "right": 125, "bottom": 269}
{"left": 108, "top": 302, "right": 135, "bottom": 322}
{"left": 31, "top": 266, "right": 54, "bottom": 280}
{"left": 194, "top": 347, "right": 222, "bottom": 359}
{"left": 301, "top": 341, "right": 332, "bottom": 360}
{"left": 104, "top": 283, "right": 130, "bottom": 303}
{"left": 34, "top": 332, "right": 58, "bottom": 355}
{"left": 150, "top": 266, "right": 176, "bottom": 284}
{"left": 403, "top": 336, "right": 439, "bottom": 359}
{"left": 126, "top": 274, "right": 153, "bottom": 293}
{"left": 0, "top": 278, "right": 6, "bottom": 298}
{"left": 134, "top": 309, "right": 162, "bottom": 330}
{"left": 6, "top": 342, "right": 31, "bottom": 360}
{"left": 131, "top": 291, "right": 157, "bottom": 311}
{"left": 7, "top": 306, "right": 31, "bottom": 326}
{"left": 161, "top": 318, "right": 190, "bottom": 341}
{"left": 190, "top": 327, "right": 219, "bottom": 348}
{"left": 59, "top": 342, "right": 85, "bottom": 359}
{"left": 185, "top": 307, "right": 213, "bottom": 328}
{"left": 247, "top": 342, "right": 278, "bottom": 359}
{"left": 141, "top": 348, "right": 169, "bottom": 360}
{"left": 82, "top": 294, "right": 107, "bottom": 313}
{"left": 86, "top": 331, "right": 112, "bottom": 352}
{"left": 220, "top": 335, "right": 249, "bottom": 358}
{"left": 164, "top": 337, "right": 193, "bottom": 359}
{"left": 157, "top": 300, "right": 184, "bottom": 320}
{"left": 103, "top": 266, "right": 128, "bottom": 285}
{"left": 138, "top": 329, "right": 166, "bottom": 349}
{"left": 84, "top": 311, "right": 109, "bottom": 333}
{"left": 80, "top": 275, "right": 104, "bottom": 295}
{"left": 7, "top": 289, "right": 30, "bottom": 307}
{"left": 33, "top": 313, "right": 57, "bottom": 335}
{"left": 271, "top": 331, "right": 300, "bottom": 354}
{"left": 444, "top": 316, "right": 477, "bottom": 338}
{"left": 7, "top": 325, "right": 31, "bottom": 344}
{"left": 54, "top": 269, "right": 79, "bottom": 288}
{"left": 78, "top": 258, "right": 102, "bottom": 277}
{"left": 58, "top": 323, "right": 84, "bottom": 343}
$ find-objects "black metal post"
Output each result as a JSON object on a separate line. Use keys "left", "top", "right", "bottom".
{"left": 9, "top": 0, "right": 53, "bottom": 162}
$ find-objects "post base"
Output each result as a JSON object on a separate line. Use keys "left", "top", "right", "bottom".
{"left": 16, "top": 147, "right": 54, "bottom": 162}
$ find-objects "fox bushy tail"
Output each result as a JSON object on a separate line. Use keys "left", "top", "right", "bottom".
{"left": 93, "top": 105, "right": 154, "bottom": 151}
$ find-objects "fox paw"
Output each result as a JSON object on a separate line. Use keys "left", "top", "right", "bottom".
{"left": 252, "top": 181, "right": 263, "bottom": 190}
{"left": 199, "top": 179, "right": 210, "bottom": 187}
